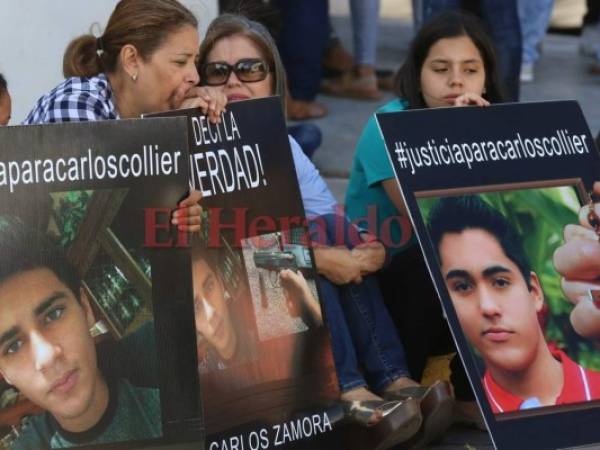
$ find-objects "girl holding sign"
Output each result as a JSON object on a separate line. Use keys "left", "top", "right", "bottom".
{"left": 196, "top": 13, "right": 456, "bottom": 449}
{"left": 23, "top": 0, "right": 227, "bottom": 231}
{"left": 345, "top": 10, "right": 508, "bottom": 429}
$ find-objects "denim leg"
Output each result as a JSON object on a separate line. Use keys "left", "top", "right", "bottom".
{"left": 517, "top": 0, "right": 553, "bottom": 65}
{"left": 412, "top": 0, "right": 425, "bottom": 33}
{"left": 480, "top": 0, "right": 522, "bottom": 101}
{"left": 287, "top": 123, "right": 322, "bottom": 160}
{"left": 310, "top": 214, "right": 412, "bottom": 392}
{"left": 422, "top": 0, "right": 461, "bottom": 24}
{"left": 317, "top": 274, "right": 367, "bottom": 392}
{"left": 271, "top": 0, "right": 329, "bottom": 101}
{"left": 349, "top": 0, "right": 380, "bottom": 66}
{"left": 339, "top": 275, "right": 412, "bottom": 392}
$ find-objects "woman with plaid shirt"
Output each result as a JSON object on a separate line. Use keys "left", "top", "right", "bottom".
{"left": 23, "top": 0, "right": 227, "bottom": 232}
{"left": 25, "top": 0, "right": 225, "bottom": 125}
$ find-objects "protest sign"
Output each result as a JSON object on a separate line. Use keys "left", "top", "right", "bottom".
{"left": 377, "top": 100, "right": 600, "bottom": 450}
{"left": 149, "top": 97, "right": 342, "bottom": 450}
{"left": 0, "top": 118, "right": 204, "bottom": 449}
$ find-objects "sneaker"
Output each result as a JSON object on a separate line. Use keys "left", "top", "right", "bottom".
{"left": 520, "top": 62, "right": 534, "bottom": 83}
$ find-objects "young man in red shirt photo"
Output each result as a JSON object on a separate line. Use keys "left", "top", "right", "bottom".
{"left": 427, "top": 195, "right": 600, "bottom": 413}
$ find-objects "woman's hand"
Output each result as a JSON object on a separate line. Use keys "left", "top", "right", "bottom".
{"left": 569, "top": 297, "right": 600, "bottom": 339}
{"left": 453, "top": 92, "right": 490, "bottom": 107}
{"left": 351, "top": 232, "right": 386, "bottom": 275}
{"left": 554, "top": 181, "right": 600, "bottom": 339}
{"left": 554, "top": 182, "right": 600, "bottom": 305}
{"left": 171, "top": 189, "right": 203, "bottom": 232}
{"left": 179, "top": 86, "right": 227, "bottom": 124}
{"left": 313, "top": 245, "right": 363, "bottom": 285}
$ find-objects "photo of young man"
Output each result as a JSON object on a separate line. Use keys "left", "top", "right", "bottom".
{"left": 192, "top": 247, "right": 253, "bottom": 373}
{"left": 192, "top": 229, "right": 335, "bottom": 438}
{"left": 0, "top": 217, "right": 161, "bottom": 449}
{"left": 426, "top": 196, "right": 600, "bottom": 413}
{"left": 191, "top": 235, "right": 322, "bottom": 374}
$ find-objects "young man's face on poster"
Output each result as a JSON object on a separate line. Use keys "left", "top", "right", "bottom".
{"left": 0, "top": 268, "right": 102, "bottom": 427}
{"left": 438, "top": 228, "right": 545, "bottom": 373}
{"left": 192, "top": 258, "right": 236, "bottom": 360}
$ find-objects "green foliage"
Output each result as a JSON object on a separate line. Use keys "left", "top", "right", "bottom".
{"left": 418, "top": 187, "right": 600, "bottom": 370}
{"left": 55, "top": 190, "right": 92, "bottom": 247}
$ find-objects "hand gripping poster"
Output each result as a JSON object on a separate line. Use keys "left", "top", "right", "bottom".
{"left": 377, "top": 100, "right": 600, "bottom": 450}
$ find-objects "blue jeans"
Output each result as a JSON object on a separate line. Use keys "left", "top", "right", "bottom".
{"left": 272, "top": 0, "right": 329, "bottom": 101}
{"left": 421, "top": 0, "right": 522, "bottom": 101}
{"left": 288, "top": 123, "right": 322, "bottom": 160}
{"left": 518, "top": 0, "right": 553, "bottom": 65}
{"left": 309, "top": 214, "right": 411, "bottom": 392}
{"left": 349, "top": 0, "right": 380, "bottom": 66}
{"left": 412, "top": 0, "right": 424, "bottom": 33}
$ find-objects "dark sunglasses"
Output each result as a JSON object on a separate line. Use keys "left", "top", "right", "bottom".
{"left": 200, "top": 58, "right": 272, "bottom": 86}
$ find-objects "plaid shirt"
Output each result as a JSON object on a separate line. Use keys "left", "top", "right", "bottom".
{"left": 23, "top": 73, "right": 119, "bottom": 124}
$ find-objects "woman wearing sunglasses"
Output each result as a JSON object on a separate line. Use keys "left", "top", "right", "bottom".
{"left": 197, "top": 14, "right": 454, "bottom": 448}
{"left": 23, "top": 0, "right": 227, "bottom": 231}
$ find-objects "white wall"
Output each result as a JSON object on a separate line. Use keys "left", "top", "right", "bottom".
{"left": 0, "top": 0, "right": 218, "bottom": 125}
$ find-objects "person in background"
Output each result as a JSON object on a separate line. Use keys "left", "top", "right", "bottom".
{"left": 270, "top": 0, "right": 329, "bottom": 120}
{"left": 0, "top": 74, "right": 11, "bottom": 126}
{"left": 580, "top": 0, "right": 600, "bottom": 59}
{"left": 517, "top": 0, "right": 554, "bottom": 83}
{"left": 197, "top": 13, "right": 455, "bottom": 448}
{"left": 346, "top": 10, "right": 508, "bottom": 429}
{"left": 321, "top": 0, "right": 384, "bottom": 100}
{"left": 581, "top": 0, "right": 600, "bottom": 73}
{"left": 22, "top": 0, "right": 224, "bottom": 232}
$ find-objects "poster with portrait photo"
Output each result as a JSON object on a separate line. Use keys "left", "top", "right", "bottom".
{"left": 0, "top": 118, "right": 204, "bottom": 450}
{"left": 148, "top": 97, "right": 341, "bottom": 450}
{"left": 241, "top": 228, "right": 319, "bottom": 342}
{"left": 377, "top": 100, "right": 600, "bottom": 450}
